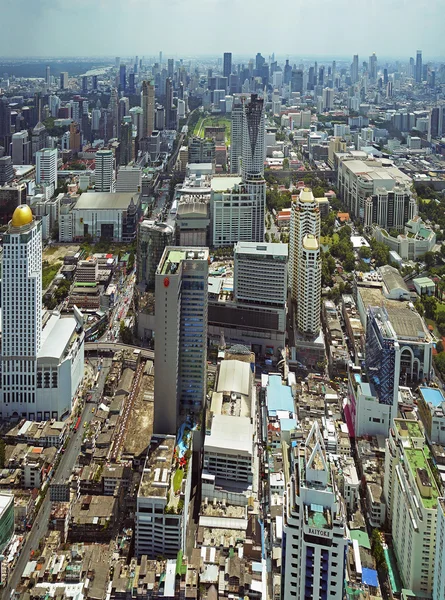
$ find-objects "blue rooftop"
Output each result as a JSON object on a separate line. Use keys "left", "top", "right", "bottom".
{"left": 280, "top": 418, "right": 297, "bottom": 431}
{"left": 420, "top": 387, "right": 445, "bottom": 408}
{"left": 362, "top": 567, "right": 378, "bottom": 588}
{"left": 267, "top": 375, "right": 294, "bottom": 416}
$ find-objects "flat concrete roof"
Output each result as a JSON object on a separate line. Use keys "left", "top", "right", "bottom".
{"left": 234, "top": 241, "right": 288, "bottom": 257}
{"left": 385, "top": 306, "right": 427, "bottom": 340}
{"left": 210, "top": 175, "right": 242, "bottom": 192}
{"left": 74, "top": 192, "right": 139, "bottom": 210}
{"left": 205, "top": 414, "right": 253, "bottom": 455}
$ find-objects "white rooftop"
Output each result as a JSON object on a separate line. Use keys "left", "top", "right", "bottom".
{"left": 210, "top": 175, "right": 242, "bottom": 192}
{"left": 216, "top": 360, "right": 251, "bottom": 397}
{"left": 234, "top": 241, "right": 288, "bottom": 257}
{"left": 205, "top": 414, "right": 253, "bottom": 456}
{"left": 38, "top": 314, "right": 77, "bottom": 360}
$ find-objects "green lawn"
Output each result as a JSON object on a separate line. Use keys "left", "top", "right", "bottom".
{"left": 42, "top": 261, "right": 62, "bottom": 290}
{"left": 193, "top": 115, "right": 231, "bottom": 145}
{"left": 173, "top": 468, "right": 184, "bottom": 493}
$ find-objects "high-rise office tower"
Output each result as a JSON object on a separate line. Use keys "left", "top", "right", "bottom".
{"left": 69, "top": 122, "right": 81, "bottom": 153}
{"left": 284, "top": 59, "right": 292, "bottom": 85}
{"left": 119, "top": 122, "right": 133, "bottom": 166}
{"left": 45, "top": 66, "right": 51, "bottom": 87}
{"left": 230, "top": 96, "right": 244, "bottom": 174}
{"left": 351, "top": 54, "right": 359, "bottom": 83}
{"left": 242, "top": 94, "right": 266, "bottom": 242}
{"left": 289, "top": 187, "right": 321, "bottom": 305}
{"left": 141, "top": 80, "right": 155, "bottom": 138}
{"left": 11, "top": 131, "right": 30, "bottom": 165}
{"left": 282, "top": 421, "right": 350, "bottom": 599}
{"left": 291, "top": 70, "right": 303, "bottom": 93}
{"left": 154, "top": 247, "right": 209, "bottom": 435}
{"left": 167, "top": 58, "right": 174, "bottom": 79}
{"left": 0, "top": 97, "right": 11, "bottom": 139}
{"left": 60, "top": 72, "right": 68, "bottom": 90}
{"left": 94, "top": 149, "right": 115, "bottom": 192}
{"left": 119, "top": 64, "right": 126, "bottom": 92}
{"left": 137, "top": 220, "right": 175, "bottom": 289}
{"left": 297, "top": 234, "right": 321, "bottom": 336}
{"left": 91, "top": 108, "right": 101, "bottom": 133}
{"left": 416, "top": 50, "right": 423, "bottom": 83}
{"left": 92, "top": 75, "right": 98, "bottom": 90}
{"left": 49, "top": 94, "right": 60, "bottom": 118}
{"left": 165, "top": 77, "right": 174, "bottom": 129}
{"left": 322, "top": 87, "right": 333, "bottom": 111}
{"left": 35, "top": 148, "right": 57, "bottom": 193}
{"left": 369, "top": 53, "right": 377, "bottom": 81}
{"left": 109, "top": 88, "right": 119, "bottom": 138}
{"left": 0, "top": 156, "right": 14, "bottom": 185}
{"left": 128, "top": 72, "right": 136, "bottom": 94}
{"left": 118, "top": 97, "right": 129, "bottom": 136}
{"left": 31, "top": 122, "right": 48, "bottom": 161}
{"left": 0, "top": 205, "right": 42, "bottom": 412}
{"left": 318, "top": 65, "right": 325, "bottom": 87}
{"left": 82, "top": 76, "right": 88, "bottom": 93}
{"left": 159, "top": 51, "right": 163, "bottom": 66}
{"left": 223, "top": 52, "right": 232, "bottom": 79}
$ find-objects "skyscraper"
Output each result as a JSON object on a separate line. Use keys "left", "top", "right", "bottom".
{"left": 0, "top": 205, "right": 42, "bottom": 412}
{"left": 416, "top": 50, "right": 423, "bottom": 83}
{"left": 242, "top": 94, "right": 266, "bottom": 242}
{"left": 154, "top": 247, "right": 209, "bottom": 435}
{"left": 167, "top": 58, "right": 174, "bottom": 79}
{"left": 165, "top": 77, "right": 174, "bottom": 129}
{"left": 297, "top": 234, "right": 321, "bottom": 336}
{"left": 119, "top": 64, "right": 127, "bottom": 92}
{"left": 351, "top": 55, "right": 359, "bottom": 83}
{"left": 0, "top": 97, "right": 11, "bottom": 139}
{"left": 289, "top": 187, "right": 321, "bottom": 318}
{"left": 119, "top": 122, "right": 134, "bottom": 166}
{"left": 141, "top": 80, "right": 155, "bottom": 138}
{"left": 109, "top": 88, "right": 119, "bottom": 138}
{"left": 291, "top": 70, "right": 303, "bottom": 93}
{"left": 229, "top": 95, "right": 244, "bottom": 174}
{"left": 45, "top": 65, "right": 51, "bottom": 87}
{"left": 223, "top": 52, "right": 232, "bottom": 79}
{"left": 0, "top": 205, "right": 85, "bottom": 420}
{"left": 369, "top": 52, "right": 377, "bottom": 81}
{"left": 60, "top": 72, "right": 68, "bottom": 90}
{"left": 282, "top": 421, "right": 350, "bottom": 599}
{"left": 35, "top": 148, "right": 57, "bottom": 194}
{"left": 0, "top": 156, "right": 14, "bottom": 185}
{"left": 95, "top": 149, "right": 115, "bottom": 192}
{"left": 11, "top": 131, "right": 30, "bottom": 165}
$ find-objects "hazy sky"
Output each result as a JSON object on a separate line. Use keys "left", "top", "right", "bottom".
{"left": 1, "top": 0, "right": 445, "bottom": 59}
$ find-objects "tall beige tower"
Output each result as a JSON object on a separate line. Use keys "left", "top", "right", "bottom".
{"left": 297, "top": 235, "right": 321, "bottom": 336}
{"left": 289, "top": 187, "right": 321, "bottom": 304}
{"left": 141, "top": 80, "right": 155, "bottom": 138}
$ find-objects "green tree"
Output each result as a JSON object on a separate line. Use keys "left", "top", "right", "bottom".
{"left": 283, "top": 158, "right": 289, "bottom": 170}
{"left": 423, "top": 251, "right": 437, "bottom": 269}
{"left": 265, "top": 232, "right": 270, "bottom": 242}
{"left": 437, "top": 341, "right": 444, "bottom": 354}
{"left": 423, "top": 295, "right": 437, "bottom": 319}
{"left": 359, "top": 247, "right": 372, "bottom": 259}
{"left": 414, "top": 299, "right": 424, "bottom": 316}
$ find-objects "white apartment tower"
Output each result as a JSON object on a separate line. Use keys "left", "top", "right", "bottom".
{"left": 230, "top": 96, "right": 244, "bottom": 174}
{"left": 234, "top": 241, "right": 288, "bottom": 307}
{"left": 297, "top": 234, "right": 322, "bottom": 336}
{"left": 154, "top": 247, "right": 209, "bottom": 435}
{"left": 95, "top": 149, "right": 115, "bottom": 192}
{"left": 141, "top": 80, "right": 155, "bottom": 138}
{"left": 384, "top": 418, "right": 439, "bottom": 597}
{"left": 242, "top": 94, "right": 266, "bottom": 242}
{"left": 1, "top": 206, "right": 42, "bottom": 411}
{"left": 289, "top": 187, "right": 321, "bottom": 301}
{"left": 434, "top": 498, "right": 445, "bottom": 600}
{"left": 35, "top": 148, "right": 57, "bottom": 195}
{"left": 11, "top": 131, "right": 30, "bottom": 165}
{"left": 282, "top": 421, "right": 350, "bottom": 600}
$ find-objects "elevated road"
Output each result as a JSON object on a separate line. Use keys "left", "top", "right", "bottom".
{"left": 84, "top": 342, "right": 154, "bottom": 360}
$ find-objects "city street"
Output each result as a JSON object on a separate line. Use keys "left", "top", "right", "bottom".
{"left": 1, "top": 360, "right": 112, "bottom": 599}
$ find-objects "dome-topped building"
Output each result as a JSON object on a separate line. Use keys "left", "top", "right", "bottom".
{"left": 11, "top": 204, "right": 33, "bottom": 228}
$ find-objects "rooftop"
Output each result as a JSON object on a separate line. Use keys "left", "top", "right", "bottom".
{"left": 419, "top": 387, "right": 445, "bottom": 408}
{"left": 394, "top": 419, "right": 424, "bottom": 440}
{"left": 38, "top": 314, "right": 77, "bottom": 360}
{"left": 210, "top": 175, "right": 242, "bottom": 192}
{"left": 379, "top": 265, "right": 409, "bottom": 293}
{"left": 139, "top": 436, "right": 175, "bottom": 498}
{"left": 205, "top": 414, "right": 253, "bottom": 456}
{"left": 234, "top": 241, "right": 288, "bottom": 258}
{"left": 216, "top": 360, "right": 251, "bottom": 398}
{"left": 267, "top": 375, "right": 294, "bottom": 416}
{"left": 74, "top": 192, "right": 139, "bottom": 210}
{"left": 404, "top": 447, "right": 439, "bottom": 510}
{"left": 158, "top": 246, "right": 209, "bottom": 275}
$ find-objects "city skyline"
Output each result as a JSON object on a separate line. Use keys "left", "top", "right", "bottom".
{"left": 1, "top": 0, "right": 445, "bottom": 58}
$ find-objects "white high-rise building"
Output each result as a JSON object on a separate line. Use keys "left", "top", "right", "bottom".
{"left": 35, "top": 148, "right": 57, "bottom": 195}
{"left": 289, "top": 187, "right": 321, "bottom": 304}
{"left": 297, "top": 234, "right": 322, "bottom": 336}
{"left": 0, "top": 206, "right": 84, "bottom": 420}
{"left": 234, "top": 241, "right": 288, "bottom": 307}
{"left": 11, "top": 130, "right": 30, "bottom": 165}
{"left": 282, "top": 421, "right": 350, "bottom": 599}
{"left": 154, "top": 247, "right": 209, "bottom": 435}
{"left": 384, "top": 418, "right": 439, "bottom": 597}
{"left": 49, "top": 94, "right": 60, "bottom": 118}
{"left": 434, "top": 498, "right": 445, "bottom": 600}
{"left": 91, "top": 108, "right": 101, "bottom": 132}
{"left": 116, "top": 165, "right": 142, "bottom": 193}
{"left": 322, "top": 87, "right": 333, "bottom": 110}
{"left": 95, "top": 149, "right": 115, "bottom": 192}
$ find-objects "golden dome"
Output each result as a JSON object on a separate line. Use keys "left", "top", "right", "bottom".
{"left": 11, "top": 205, "right": 33, "bottom": 227}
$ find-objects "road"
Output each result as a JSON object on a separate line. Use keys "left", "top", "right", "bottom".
{"left": 1, "top": 359, "right": 112, "bottom": 599}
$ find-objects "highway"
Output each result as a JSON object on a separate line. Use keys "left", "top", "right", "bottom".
{"left": 1, "top": 359, "right": 111, "bottom": 599}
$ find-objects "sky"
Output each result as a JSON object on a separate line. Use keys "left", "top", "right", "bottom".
{"left": 1, "top": 0, "right": 445, "bottom": 59}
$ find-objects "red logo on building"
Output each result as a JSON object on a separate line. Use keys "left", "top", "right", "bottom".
{"left": 164, "top": 277, "right": 170, "bottom": 288}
